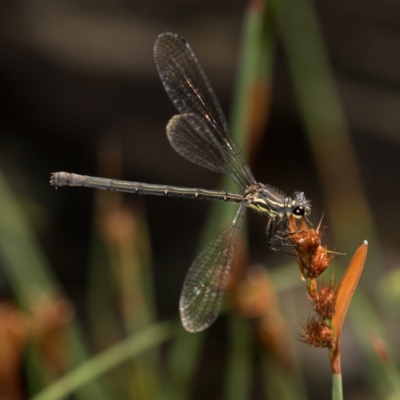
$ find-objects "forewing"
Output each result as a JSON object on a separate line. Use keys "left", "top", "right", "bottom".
{"left": 154, "top": 32, "right": 256, "bottom": 188}
{"left": 179, "top": 203, "right": 246, "bottom": 332}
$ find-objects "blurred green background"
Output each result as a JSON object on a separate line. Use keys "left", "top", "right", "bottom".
{"left": 0, "top": 0, "right": 399, "bottom": 399}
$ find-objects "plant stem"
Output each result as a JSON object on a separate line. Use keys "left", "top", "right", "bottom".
{"left": 332, "top": 373, "right": 343, "bottom": 400}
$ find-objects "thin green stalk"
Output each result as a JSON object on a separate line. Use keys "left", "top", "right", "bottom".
{"left": 349, "top": 291, "right": 400, "bottom": 397}
{"left": 230, "top": 0, "right": 266, "bottom": 155}
{"left": 163, "top": 323, "right": 204, "bottom": 400}
{"left": 30, "top": 322, "right": 173, "bottom": 400}
{"left": 262, "top": 354, "right": 308, "bottom": 400}
{"left": 225, "top": 317, "right": 252, "bottom": 400}
{"left": 224, "top": 3, "right": 277, "bottom": 397}
{"left": 0, "top": 168, "right": 55, "bottom": 299}
{"left": 332, "top": 373, "right": 343, "bottom": 400}
{"left": 379, "top": 358, "right": 400, "bottom": 398}
{"left": 87, "top": 231, "right": 119, "bottom": 344}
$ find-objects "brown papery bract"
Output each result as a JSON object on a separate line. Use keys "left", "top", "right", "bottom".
{"left": 330, "top": 242, "right": 368, "bottom": 373}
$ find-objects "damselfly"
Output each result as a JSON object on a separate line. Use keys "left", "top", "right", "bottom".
{"left": 51, "top": 32, "right": 311, "bottom": 332}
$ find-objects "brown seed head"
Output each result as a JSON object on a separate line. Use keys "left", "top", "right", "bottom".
{"left": 288, "top": 216, "right": 335, "bottom": 279}
{"left": 308, "top": 281, "right": 336, "bottom": 320}
{"left": 306, "top": 246, "right": 334, "bottom": 279}
{"left": 300, "top": 316, "right": 334, "bottom": 348}
{"left": 288, "top": 217, "right": 320, "bottom": 258}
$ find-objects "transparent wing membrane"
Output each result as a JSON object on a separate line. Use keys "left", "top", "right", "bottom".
{"left": 167, "top": 114, "right": 247, "bottom": 189}
{"left": 154, "top": 32, "right": 256, "bottom": 189}
{"left": 179, "top": 203, "right": 246, "bottom": 332}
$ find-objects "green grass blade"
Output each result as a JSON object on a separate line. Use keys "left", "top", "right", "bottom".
{"left": 30, "top": 322, "right": 173, "bottom": 400}
{"left": 163, "top": 322, "right": 205, "bottom": 400}
{"left": 263, "top": 355, "right": 308, "bottom": 400}
{"left": 224, "top": 316, "right": 252, "bottom": 400}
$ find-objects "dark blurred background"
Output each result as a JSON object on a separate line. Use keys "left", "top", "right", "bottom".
{"left": 0, "top": 0, "right": 399, "bottom": 399}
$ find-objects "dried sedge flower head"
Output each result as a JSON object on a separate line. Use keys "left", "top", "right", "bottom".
{"left": 308, "top": 281, "right": 336, "bottom": 320}
{"left": 288, "top": 217, "right": 320, "bottom": 257}
{"left": 288, "top": 216, "right": 335, "bottom": 280}
{"left": 300, "top": 317, "right": 334, "bottom": 348}
{"left": 306, "top": 247, "right": 334, "bottom": 278}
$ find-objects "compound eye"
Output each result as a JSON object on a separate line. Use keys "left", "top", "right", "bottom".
{"left": 292, "top": 206, "right": 305, "bottom": 219}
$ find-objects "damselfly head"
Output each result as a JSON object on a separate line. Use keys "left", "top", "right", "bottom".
{"left": 291, "top": 191, "right": 311, "bottom": 219}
